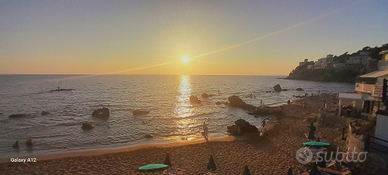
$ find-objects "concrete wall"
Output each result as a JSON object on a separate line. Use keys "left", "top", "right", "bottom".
{"left": 375, "top": 114, "right": 388, "bottom": 147}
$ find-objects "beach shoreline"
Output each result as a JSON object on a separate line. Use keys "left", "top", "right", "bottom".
{"left": 2, "top": 94, "right": 382, "bottom": 174}
{"left": 0, "top": 136, "right": 236, "bottom": 164}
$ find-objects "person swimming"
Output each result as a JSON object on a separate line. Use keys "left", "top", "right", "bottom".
{"left": 26, "top": 138, "right": 33, "bottom": 147}
{"left": 12, "top": 141, "right": 19, "bottom": 148}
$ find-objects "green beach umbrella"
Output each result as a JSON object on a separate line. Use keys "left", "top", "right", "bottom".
{"left": 287, "top": 168, "right": 293, "bottom": 175}
{"left": 303, "top": 142, "right": 330, "bottom": 148}
{"left": 308, "top": 122, "right": 316, "bottom": 140}
{"left": 309, "top": 163, "right": 319, "bottom": 175}
{"left": 207, "top": 155, "right": 217, "bottom": 171}
{"left": 138, "top": 164, "right": 168, "bottom": 172}
{"left": 242, "top": 165, "right": 251, "bottom": 175}
{"left": 164, "top": 153, "right": 172, "bottom": 167}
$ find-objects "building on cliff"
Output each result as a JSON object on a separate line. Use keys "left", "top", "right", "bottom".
{"left": 314, "top": 54, "right": 333, "bottom": 69}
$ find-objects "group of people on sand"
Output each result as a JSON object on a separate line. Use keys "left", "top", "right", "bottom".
{"left": 12, "top": 138, "right": 33, "bottom": 149}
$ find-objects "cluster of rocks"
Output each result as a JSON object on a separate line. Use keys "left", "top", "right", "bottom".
{"left": 273, "top": 84, "right": 304, "bottom": 92}
{"left": 227, "top": 119, "right": 258, "bottom": 135}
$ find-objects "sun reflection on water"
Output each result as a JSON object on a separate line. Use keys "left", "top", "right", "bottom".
{"left": 164, "top": 75, "right": 202, "bottom": 141}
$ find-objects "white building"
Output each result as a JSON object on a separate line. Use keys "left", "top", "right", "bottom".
{"left": 314, "top": 55, "right": 333, "bottom": 69}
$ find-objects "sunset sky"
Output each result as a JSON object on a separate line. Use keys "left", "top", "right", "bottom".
{"left": 1, "top": 0, "right": 388, "bottom": 75}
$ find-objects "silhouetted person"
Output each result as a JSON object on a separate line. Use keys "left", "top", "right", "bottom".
{"left": 13, "top": 141, "right": 19, "bottom": 149}
{"left": 202, "top": 122, "right": 209, "bottom": 141}
{"left": 26, "top": 138, "right": 33, "bottom": 147}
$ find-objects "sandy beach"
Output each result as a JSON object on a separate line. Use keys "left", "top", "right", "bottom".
{"left": 0, "top": 95, "right": 373, "bottom": 174}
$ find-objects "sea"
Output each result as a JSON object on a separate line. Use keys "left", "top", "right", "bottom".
{"left": 0, "top": 75, "right": 355, "bottom": 158}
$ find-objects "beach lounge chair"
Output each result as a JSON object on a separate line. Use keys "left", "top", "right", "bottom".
{"left": 203, "top": 172, "right": 216, "bottom": 175}
{"left": 317, "top": 167, "right": 351, "bottom": 175}
{"left": 163, "top": 168, "right": 185, "bottom": 175}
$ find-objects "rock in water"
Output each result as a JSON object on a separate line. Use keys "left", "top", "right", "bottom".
{"left": 189, "top": 95, "right": 201, "bottom": 104}
{"left": 144, "top": 134, "right": 153, "bottom": 138}
{"left": 82, "top": 123, "right": 95, "bottom": 130}
{"left": 228, "top": 96, "right": 244, "bottom": 107}
{"left": 9, "top": 114, "right": 26, "bottom": 118}
{"left": 133, "top": 110, "right": 150, "bottom": 115}
{"left": 273, "top": 84, "right": 282, "bottom": 92}
{"left": 41, "top": 111, "right": 50, "bottom": 115}
{"left": 296, "top": 87, "right": 304, "bottom": 91}
{"left": 92, "top": 107, "right": 110, "bottom": 117}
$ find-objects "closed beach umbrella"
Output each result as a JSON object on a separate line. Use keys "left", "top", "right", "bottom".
{"left": 317, "top": 153, "right": 327, "bottom": 168}
{"left": 287, "top": 168, "right": 293, "bottom": 175}
{"left": 138, "top": 164, "right": 168, "bottom": 172}
{"left": 207, "top": 155, "right": 217, "bottom": 171}
{"left": 303, "top": 142, "right": 330, "bottom": 148}
{"left": 308, "top": 122, "right": 316, "bottom": 140}
{"left": 164, "top": 153, "right": 172, "bottom": 167}
{"left": 242, "top": 165, "right": 251, "bottom": 175}
{"left": 309, "top": 163, "right": 319, "bottom": 175}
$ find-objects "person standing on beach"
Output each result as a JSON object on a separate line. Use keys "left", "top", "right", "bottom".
{"left": 203, "top": 122, "right": 209, "bottom": 141}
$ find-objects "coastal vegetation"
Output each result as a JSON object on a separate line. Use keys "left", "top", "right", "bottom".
{"left": 287, "top": 44, "right": 388, "bottom": 83}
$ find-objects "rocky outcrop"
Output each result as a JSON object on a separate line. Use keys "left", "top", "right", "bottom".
{"left": 228, "top": 96, "right": 255, "bottom": 111}
{"left": 227, "top": 119, "right": 258, "bottom": 135}
{"left": 189, "top": 95, "right": 201, "bottom": 104}
{"left": 133, "top": 110, "right": 150, "bottom": 115}
{"left": 82, "top": 123, "right": 95, "bottom": 130}
{"left": 41, "top": 111, "right": 50, "bottom": 115}
{"left": 9, "top": 114, "right": 26, "bottom": 118}
{"left": 92, "top": 107, "right": 110, "bottom": 118}
{"left": 273, "top": 84, "right": 282, "bottom": 92}
{"left": 296, "top": 87, "right": 304, "bottom": 91}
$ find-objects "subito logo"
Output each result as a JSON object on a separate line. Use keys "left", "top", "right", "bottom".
{"left": 296, "top": 147, "right": 313, "bottom": 164}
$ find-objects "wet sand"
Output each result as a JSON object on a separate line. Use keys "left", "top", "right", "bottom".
{"left": 0, "top": 95, "right": 349, "bottom": 175}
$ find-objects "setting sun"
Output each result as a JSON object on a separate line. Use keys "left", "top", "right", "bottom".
{"left": 182, "top": 56, "right": 189, "bottom": 63}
